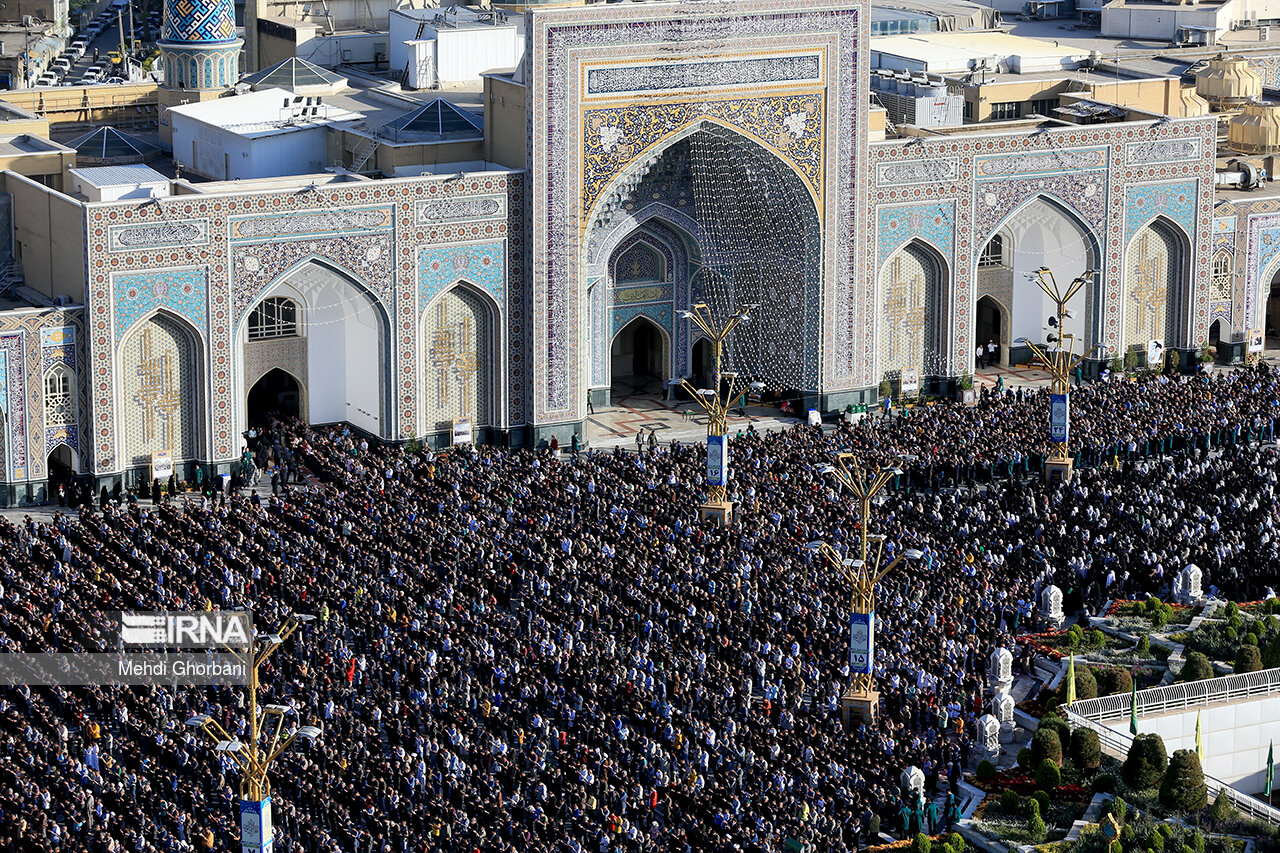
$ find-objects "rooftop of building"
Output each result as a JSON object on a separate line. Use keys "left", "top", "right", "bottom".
{"left": 167, "top": 87, "right": 365, "bottom": 139}
{"left": 0, "top": 100, "right": 40, "bottom": 122}
{"left": 0, "top": 133, "right": 70, "bottom": 157}
{"left": 390, "top": 3, "right": 520, "bottom": 31}
{"left": 69, "top": 163, "right": 169, "bottom": 189}
{"left": 871, "top": 30, "right": 1098, "bottom": 73}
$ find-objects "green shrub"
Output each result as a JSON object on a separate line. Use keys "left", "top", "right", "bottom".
{"left": 1112, "top": 797, "right": 1127, "bottom": 824}
{"left": 1087, "top": 628, "right": 1107, "bottom": 649}
{"left": 1017, "top": 747, "right": 1033, "bottom": 768}
{"left": 1070, "top": 727, "right": 1102, "bottom": 770}
{"left": 1245, "top": 631, "right": 1260, "bottom": 647}
{"left": 939, "top": 844, "right": 955, "bottom": 853}
{"left": 1150, "top": 829, "right": 1166, "bottom": 852}
{"left": 1235, "top": 644, "right": 1262, "bottom": 674}
{"left": 1209, "top": 792, "right": 1234, "bottom": 823}
{"left": 946, "top": 833, "right": 965, "bottom": 853}
{"left": 1265, "top": 636, "right": 1280, "bottom": 669}
{"left": 1039, "top": 714, "right": 1072, "bottom": 745}
{"left": 1033, "top": 790, "right": 1051, "bottom": 816}
{"left": 1190, "top": 831, "right": 1205, "bottom": 853}
{"left": 1160, "top": 750, "right": 1208, "bottom": 813}
{"left": 1104, "top": 667, "right": 1134, "bottom": 696}
{"left": 1181, "top": 651, "right": 1214, "bottom": 682}
{"left": 1092, "top": 773, "right": 1117, "bottom": 793}
{"left": 1224, "top": 625, "right": 1239, "bottom": 643}
{"left": 1044, "top": 697, "right": 1061, "bottom": 714}
{"left": 999, "top": 788, "right": 1021, "bottom": 813}
{"left": 1122, "top": 733, "right": 1169, "bottom": 790}
{"left": 976, "top": 759, "right": 996, "bottom": 783}
{"left": 1109, "top": 842, "right": 1122, "bottom": 853}
{"left": 912, "top": 833, "right": 932, "bottom": 853}
{"left": 1151, "top": 608, "right": 1169, "bottom": 630}
{"left": 1136, "top": 634, "right": 1151, "bottom": 656}
{"left": 1027, "top": 801, "right": 1046, "bottom": 842}
{"left": 1073, "top": 667, "right": 1099, "bottom": 700}
{"left": 1035, "top": 759, "right": 1062, "bottom": 789}
{"left": 1225, "top": 601, "right": 1239, "bottom": 619}
{"left": 1067, "top": 624, "right": 1084, "bottom": 647}
{"left": 1031, "top": 726, "right": 1064, "bottom": 768}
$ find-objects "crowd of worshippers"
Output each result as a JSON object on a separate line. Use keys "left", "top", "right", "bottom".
{"left": 0, "top": 365, "right": 1279, "bottom": 853}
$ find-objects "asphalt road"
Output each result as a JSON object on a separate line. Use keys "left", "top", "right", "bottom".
{"left": 50, "top": 1, "right": 157, "bottom": 86}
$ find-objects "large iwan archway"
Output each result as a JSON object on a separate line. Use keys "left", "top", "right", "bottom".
{"left": 583, "top": 121, "right": 822, "bottom": 395}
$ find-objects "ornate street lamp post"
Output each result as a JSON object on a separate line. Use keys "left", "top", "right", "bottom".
{"left": 1014, "top": 266, "right": 1106, "bottom": 483}
{"left": 186, "top": 613, "right": 320, "bottom": 853}
{"left": 813, "top": 453, "right": 922, "bottom": 723}
{"left": 673, "top": 301, "right": 758, "bottom": 526}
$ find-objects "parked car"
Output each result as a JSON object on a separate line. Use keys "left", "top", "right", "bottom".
{"left": 35, "top": 74, "right": 56, "bottom": 86}
{"left": 51, "top": 57, "right": 71, "bottom": 73}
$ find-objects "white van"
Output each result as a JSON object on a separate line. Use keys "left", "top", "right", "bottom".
{"left": 51, "top": 57, "right": 71, "bottom": 73}
{"left": 35, "top": 73, "right": 57, "bottom": 86}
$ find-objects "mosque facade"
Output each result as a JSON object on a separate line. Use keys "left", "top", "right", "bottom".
{"left": 0, "top": 0, "right": 1261, "bottom": 502}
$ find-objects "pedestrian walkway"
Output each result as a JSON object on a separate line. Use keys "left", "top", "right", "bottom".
{"left": 584, "top": 385, "right": 807, "bottom": 449}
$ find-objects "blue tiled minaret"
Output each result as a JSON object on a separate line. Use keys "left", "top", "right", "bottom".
{"left": 157, "top": 0, "right": 242, "bottom": 143}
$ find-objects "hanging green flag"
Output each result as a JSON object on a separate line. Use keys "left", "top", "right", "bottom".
{"left": 1195, "top": 710, "right": 1204, "bottom": 763}
{"left": 1065, "top": 654, "right": 1077, "bottom": 705}
{"left": 1266, "top": 740, "right": 1274, "bottom": 799}
{"left": 1129, "top": 682, "right": 1138, "bottom": 735}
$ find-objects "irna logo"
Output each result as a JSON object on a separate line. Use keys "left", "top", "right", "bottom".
{"left": 119, "top": 612, "right": 251, "bottom": 649}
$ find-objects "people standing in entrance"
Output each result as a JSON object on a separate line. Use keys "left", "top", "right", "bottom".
{"left": 550, "top": 435, "right": 560, "bottom": 455}
{"left": 987, "top": 340, "right": 998, "bottom": 367}
{"left": 571, "top": 433, "right": 580, "bottom": 456}
{"left": 586, "top": 390, "right": 595, "bottom": 415}
{"left": 975, "top": 343, "right": 984, "bottom": 369}
{"left": 882, "top": 393, "right": 893, "bottom": 417}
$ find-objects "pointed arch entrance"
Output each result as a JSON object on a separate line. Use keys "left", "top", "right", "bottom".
{"left": 247, "top": 369, "right": 303, "bottom": 425}
{"left": 611, "top": 316, "right": 669, "bottom": 401}
{"left": 984, "top": 196, "right": 1099, "bottom": 362}
{"left": 238, "top": 260, "right": 389, "bottom": 438}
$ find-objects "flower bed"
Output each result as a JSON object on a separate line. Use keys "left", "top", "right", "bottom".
{"left": 1104, "top": 600, "right": 1198, "bottom": 623}
{"left": 1020, "top": 630, "right": 1130, "bottom": 662}
{"left": 980, "top": 769, "right": 1089, "bottom": 800}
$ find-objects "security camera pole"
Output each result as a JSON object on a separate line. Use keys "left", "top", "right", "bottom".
{"left": 186, "top": 613, "right": 319, "bottom": 853}
{"left": 813, "top": 453, "right": 923, "bottom": 724}
{"left": 1014, "top": 267, "right": 1101, "bottom": 484}
{"left": 673, "top": 301, "right": 759, "bottom": 527}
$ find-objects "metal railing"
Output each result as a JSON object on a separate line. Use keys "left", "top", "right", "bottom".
{"left": 1063, "top": 668, "right": 1280, "bottom": 827}
{"left": 1068, "top": 668, "right": 1280, "bottom": 721}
